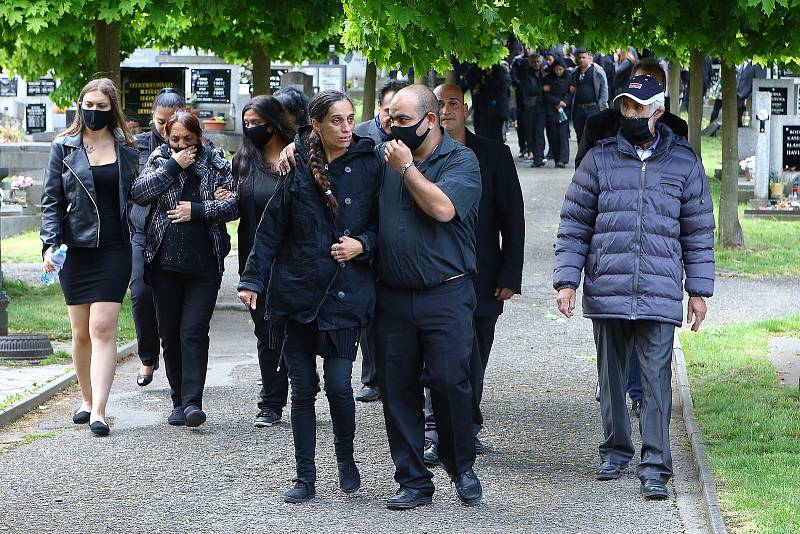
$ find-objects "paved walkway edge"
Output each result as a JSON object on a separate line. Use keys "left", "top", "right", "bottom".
{"left": 0, "top": 340, "right": 138, "bottom": 428}
{"left": 673, "top": 336, "right": 727, "bottom": 534}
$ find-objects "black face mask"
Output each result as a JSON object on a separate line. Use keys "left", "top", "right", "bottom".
{"left": 620, "top": 114, "right": 656, "bottom": 146}
{"left": 390, "top": 115, "right": 431, "bottom": 151}
{"left": 244, "top": 123, "right": 274, "bottom": 150}
{"left": 81, "top": 108, "right": 113, "bottom": 131}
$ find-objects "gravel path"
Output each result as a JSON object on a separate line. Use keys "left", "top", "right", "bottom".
{"left": 0, "top": 135, "right": 720, "bottom": 533}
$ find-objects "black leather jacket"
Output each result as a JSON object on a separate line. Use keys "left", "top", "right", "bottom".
{"left": 40, "top": 131, "right": 139, "bottom": 257}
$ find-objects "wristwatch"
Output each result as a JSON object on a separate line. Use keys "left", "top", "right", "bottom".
{"left": 401, "top": 161, "right": 415, "bottom": 176}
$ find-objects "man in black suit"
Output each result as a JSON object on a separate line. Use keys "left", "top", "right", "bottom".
{"left": 423, "top": 83, "right": 525, "bottom": 464}
{"left": 575, "top": 58, "right": 689, "bottom": 168}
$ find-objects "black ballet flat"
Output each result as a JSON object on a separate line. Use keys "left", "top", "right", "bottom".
{"left": 89, "top": 420, "right": 110, "bottom": 436}
{"left": 72, "top": 410, "right": 90, "bottom": 425}
{"left": 136, "top": 360, "right": 160, "bottom": 387}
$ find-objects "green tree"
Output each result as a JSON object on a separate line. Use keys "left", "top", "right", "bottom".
{"left": 153, "top": 0, "right": 343, "bottom": 96}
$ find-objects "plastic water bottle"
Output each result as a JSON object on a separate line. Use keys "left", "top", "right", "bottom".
{"left": 41, "top": 244, "right": 68, "bottom": 286}
{"left": 558, "top": 107, "right": 568, "bottom": 123}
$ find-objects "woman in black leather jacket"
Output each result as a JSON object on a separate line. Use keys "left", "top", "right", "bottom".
{"left": 40, "top": 78, "right": 139, "bottom": 436}
{"left": 237, "top": 90, "right": 380, "bottom": 504}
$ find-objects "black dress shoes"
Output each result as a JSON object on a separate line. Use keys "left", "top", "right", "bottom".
{"left": 385, "top": 487, "right": 433, "bottom": 510}
{"left": 642, "top": 479, "right": 670, "bottom": 500}
{"left": 168, "top": 406, "right": 186, "bottom": 426}
{"left": 423, "top": 440, "right": 439, "bottom": 466}
{"left": 184, "top": 405, "right": 206, "bottom": 427}
{"left": 337, "top": 461, "right": 361, "bottom": 493}
{"left": 72, "top": 410, "right": 90, "bottom": 425}
{"left": 283, "top": 479, "right": 316, "bottom": 503}
{"left": 136, "top": 360, "right": 160, "bottom": 387}
{"left": 89, "top": 420, "right": 110, "bottom": 436}
{"left": 451, "top": 469, "right": 482, "bottom": 506}
{"left": 596, "top": 461, "right": 625, "bottom": 480}
{"left": 355, "top": 386, "right": 381, "bottom": 402}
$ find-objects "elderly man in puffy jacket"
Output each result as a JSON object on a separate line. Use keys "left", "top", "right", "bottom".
{"left": 553, "top": 75, "right": 715, "bottom": 501}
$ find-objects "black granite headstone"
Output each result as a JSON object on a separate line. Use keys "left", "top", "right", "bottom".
{"left": 26, "top": 78, "right": 56, "bottom": 96}
{"left": 0, "top": 78, "right": 18, "bottom": 97}
{"left": 758, "top": 86, "right": 788, "bottom": 116}
{"left": 783, "top": 125, "right": 800, "bottom": 171}
{"left": 191, "top": 69, "right": 231, "bottom": 103}
{"left": 121, "top": 67, "right": 186, "bottom": 126}
{"left": 25, "top": 103, "right": 46, "bottom": 134}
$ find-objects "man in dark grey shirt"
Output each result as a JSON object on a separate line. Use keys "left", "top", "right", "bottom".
{"left": 375, "top": 85, "right": 483, "bottom": 510}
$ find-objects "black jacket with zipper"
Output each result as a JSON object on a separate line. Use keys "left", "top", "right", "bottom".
{"left": 40, "top": 131, "right": 139, "bottom": 257}
{"left": 237, "top": 130, "right": 380, "bottom": 329}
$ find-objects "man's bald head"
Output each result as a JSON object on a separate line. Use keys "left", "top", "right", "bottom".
{"left": 433, "top": 83, "right": 464, "bottom": 104}
{"left": 393, "top": 84, "right": 441, "bottom": 122}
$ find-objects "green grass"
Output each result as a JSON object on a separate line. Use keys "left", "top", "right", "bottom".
{"left": 4, "top": 280, "right": 136, "bottom": 342}
{"left": 680, "top": 316, "right": 800, "bottom": 533}
{"left": 3, "top": 230, "right": 42, "bottom": 264}
{"left": 700, "top": 135, "right": 800, "bottom": 277}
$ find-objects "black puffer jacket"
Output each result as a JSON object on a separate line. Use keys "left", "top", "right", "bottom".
{"left": 40, "top": 131, "right": 138, "bottom": 256}
{"left": 238, "top": 131, "right": 380, "bottom": 329}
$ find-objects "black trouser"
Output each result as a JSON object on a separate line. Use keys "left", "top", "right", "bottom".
{"left": 359, "top": 325, "right": 378, "bottom": 389}
{"left": 592, "top": 319, "right": 675, "bottom": 484}
{"left": 572, "top": 103, "right": 599, "bottom": 145}
{"left": 425, "top": 314, "right": 499, "bottom": 442}
{"left": 283, "top": 323, "right": 356, "bottom": 483}
{"left": 515, "top": 98, "right": 527, "bottom": 153}
{"left": 375, "top": 277, "right": 476, "bottom": 494}
{"left": 150, "top": 269, "right": 221, "bottom": 410}
{"left": 546, "top": 120, "right": 570, "bottom": 165}
{"left": 251, "top": 293, "right": 289, "bottom": 412}
{"left": 130, "top": 236, "right": 160, "bottom": 366}
{"left": 521, "top": 106, "right": 546, "bottom": 164}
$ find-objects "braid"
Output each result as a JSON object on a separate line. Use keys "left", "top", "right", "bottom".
{"left": 308, "top": 131, "right": 339, "bottom": 214}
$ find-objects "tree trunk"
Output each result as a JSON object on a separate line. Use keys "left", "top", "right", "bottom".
{"left": 252, "top": 44, "right": 270, "bottom": 96}
{"left": 94, "top": 20, "right": 120, "bottom": 88}
{"left": 688, "top": 49, "right": 704, "bottom": 157}
{"left": 361, "top": 62, "right": 377, "bottom": 122}
{"left": 718, "top": 60, "right": 744, "bottom": 248}
{"left": 668, "top": 60, "right": 681, "bottom": 116}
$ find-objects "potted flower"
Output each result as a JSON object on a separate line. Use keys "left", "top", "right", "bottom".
{"left": 739, "top": 156, "right": 755, "bottom": 181}
{"left": 203, "top": 114, "right": 226, "bottom": 131}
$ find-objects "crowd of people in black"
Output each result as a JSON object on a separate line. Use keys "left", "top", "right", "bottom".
{"left": 40, "top": 37, "right": 717, "bottom": 507}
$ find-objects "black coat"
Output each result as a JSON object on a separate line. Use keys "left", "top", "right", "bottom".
{"left": 465, "top": 130, "right": 525, "bottom": 316}
{"left": 132, "top": 128, "right": 164, "bottom": 235}
{"left": 480, "top": 64, "right": 512, "bottom": 119}
{"left": 574, "top": 109, "right": 689, "bottom": 168}
{"left": 40, "top": 132, "right": 138, "bottom": 256}
{"left": 238, "top": 132, "right": 380, "bottom": 329}
{"left": 543, "top": 72, "right": 572, "bottom": 123}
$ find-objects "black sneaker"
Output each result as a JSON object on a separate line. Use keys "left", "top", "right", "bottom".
{"left": 283, "top": 479, "right": 316, "bottom": 503}
{"left": 167, "top": 406, "right": 185, "bottom": 426}
{"left": 254, "top": 408, "right": 282, "bottom": 427}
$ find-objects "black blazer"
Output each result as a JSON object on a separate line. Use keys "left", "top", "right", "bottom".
{"left": 40, "top": 131, "right": 138, "bottom": 256}
{"left": 465, "top": 129, "right": 525, "bottom": 316}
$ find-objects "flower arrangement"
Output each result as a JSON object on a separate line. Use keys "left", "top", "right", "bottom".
{"left": 739, "top": 156, "right": 755, "bottom": 180}
{"left": 9, "top": 175, "right": 33, "bottom": 188}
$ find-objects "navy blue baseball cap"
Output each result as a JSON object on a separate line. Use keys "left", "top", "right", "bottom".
{"left": 613, "top": 75, "right": 665, "bottom": 105}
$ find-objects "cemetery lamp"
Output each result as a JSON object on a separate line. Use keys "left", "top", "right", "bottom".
{"left": 757, "top": 108, "right": 770, "bottom": 133}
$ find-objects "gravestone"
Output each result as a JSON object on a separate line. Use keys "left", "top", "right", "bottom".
{"left": 191, "top": 69, "right": 232, "bottom": 104}
{"left": 270, "top": 68, "right": 291, "bottom": 93}
{"left": 121, "top": 67, "right": 186, "bottom": 126}
{"left": 25, "top": 103, "right": 46, "bottom": 134}
{"left": 279, "top": 72, "right": 313, "bottom": 97}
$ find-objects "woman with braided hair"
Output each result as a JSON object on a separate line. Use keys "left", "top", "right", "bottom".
{"left": 237, "top": 90, "right": 380, "bottom": 503}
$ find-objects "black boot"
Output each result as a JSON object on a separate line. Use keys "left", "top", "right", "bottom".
{"left": 337, "top": 461, "right": 361, "bottom": 493}
{"left": 283, "top": 479, "right": 316, "bottom": 503}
